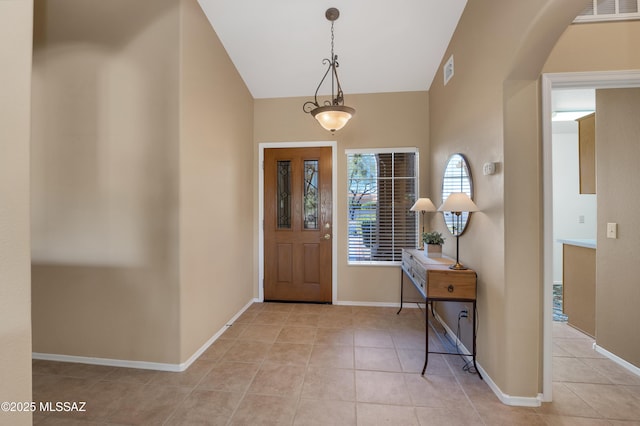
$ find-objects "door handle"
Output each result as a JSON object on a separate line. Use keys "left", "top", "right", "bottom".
{"left": 323, "top": 234, "right": 331, "bottom": 240}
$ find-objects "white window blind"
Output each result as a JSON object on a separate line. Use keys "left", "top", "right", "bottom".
{"left": 346, "top": 149, "right": 418, "bottom": 264}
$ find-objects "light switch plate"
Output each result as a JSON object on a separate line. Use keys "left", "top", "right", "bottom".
{"left": 607, "top": 222, "right": 617, "bottom": 239}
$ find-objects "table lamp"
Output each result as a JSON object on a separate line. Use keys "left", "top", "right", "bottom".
{"left": 438, "top": 192, "right": 479, "bottom": 270}
{"left": 410, "top": 198, "right": 436, "bottom": 249}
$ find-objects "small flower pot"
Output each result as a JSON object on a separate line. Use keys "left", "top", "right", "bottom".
{"left": 426, "top": 244, "right": 442, "bottom": 258}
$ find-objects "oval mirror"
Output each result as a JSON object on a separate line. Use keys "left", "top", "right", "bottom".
{"left": 441, "top": 153, "right": 474, "bottom": 236}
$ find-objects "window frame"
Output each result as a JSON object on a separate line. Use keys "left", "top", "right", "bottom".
{"left": 345, "top": 147, "right": 420, "bottom": 265}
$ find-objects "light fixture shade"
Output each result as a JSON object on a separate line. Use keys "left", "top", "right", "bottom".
{"left": 438, "top": 192, "right": 479, "bottom": 213}
{"left": 311, "top": 106, "right": 355, "bottom": 132}
{"left": 410, "top": 198, "right": 437, "bottom": 212}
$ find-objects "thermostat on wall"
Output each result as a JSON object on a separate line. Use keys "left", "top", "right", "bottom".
{"left": 483, "top": 162, "right": 497, "bottom": 175}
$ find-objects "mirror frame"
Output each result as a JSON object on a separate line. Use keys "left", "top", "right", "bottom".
{"left": 441, "top": 153, "right": 474, "bottom": 236}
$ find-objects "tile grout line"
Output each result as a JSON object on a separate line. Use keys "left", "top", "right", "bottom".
{"left": 224, "top": 302, "right": 275, "bottom": 426}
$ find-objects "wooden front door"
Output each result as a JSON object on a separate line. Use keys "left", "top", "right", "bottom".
{"left": 264, "top": 147, "right": 332, "bottom": 302}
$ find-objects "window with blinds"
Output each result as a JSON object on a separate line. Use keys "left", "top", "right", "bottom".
{"left": 574, "top": 0, "right": 640, "bottom": 22}
{"left": 346, "top": 149, "right": 418, "bottom": 264}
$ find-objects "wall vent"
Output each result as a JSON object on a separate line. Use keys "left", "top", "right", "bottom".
{"left": 443, "top": 55, "right": 454, "bottom": 86}
{"left": 574, "top": 0, "right": 640, "bottom": 22}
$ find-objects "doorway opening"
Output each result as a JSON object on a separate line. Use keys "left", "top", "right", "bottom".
{"left": 541, "top": 70, "right": 640, "bottom": 401}
{"left": 550, "top": 88, "right": 596, "bottom": 327}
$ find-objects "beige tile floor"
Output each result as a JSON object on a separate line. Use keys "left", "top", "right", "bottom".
{"left": 31, "top": 303, "right": 640, "bottom": 425}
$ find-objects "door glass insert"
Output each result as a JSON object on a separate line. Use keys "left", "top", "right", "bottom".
{"left": 277, "top": 160, "right": 292, "bottom": 229}
{"left": 304, "top": 160, "right": 319, "bottom": 230}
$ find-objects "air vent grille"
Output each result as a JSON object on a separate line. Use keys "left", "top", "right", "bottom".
{"left": 443, "top": 55, "right": 454, "bottom": 86}
{"left": 574, "top": 0, "right": 640, "bottom": 22}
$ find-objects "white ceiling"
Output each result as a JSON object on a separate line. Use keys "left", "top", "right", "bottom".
{"left": 552, "top": 89, "right": 595, "bottom": 121}
{"left": 198, "top": 0, "right": 468, "bottom": 99}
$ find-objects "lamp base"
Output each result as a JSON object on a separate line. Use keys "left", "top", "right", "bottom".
{"left": 449, "top": 262, "right": 468, "bottom": 270}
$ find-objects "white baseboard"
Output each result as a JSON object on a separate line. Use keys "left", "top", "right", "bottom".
{"left": 334, "top": 300, "right": 400, "bottom": 308}
{"left": 31, "top": 352, "right": 185, "bottom": 372}
{"left": 32, "top": 298, "right": 259, "bottom": 372}
{"left": 431, "top": 310, "right": 542, "bottom": 407}
{"left": 594, "top": 343, "right": 640, "bottom": 377}
{"left": 180, "top": 298, "right": 259, "bottom": 370}
{"left": 334, "top": 300, "right": 424, "bottom": 308}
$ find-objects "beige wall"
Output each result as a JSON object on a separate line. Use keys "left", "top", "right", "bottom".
{"left": 254, "top": 92, "right": 429, "bottom": 303}
{"left": 31, "top": 0, "right": 181, "bottom": 363}
{"left": 178, "top": 0, "right": 255, "bottom": 362}
{"left": 544, "top": 21, "right": 640, "bottom": 72}
{"left": 428, "top": 0, "right": 589, "bottom": 397}
{"left": 31, "top": 0, "right": 255, "bottom": 365}
{"left": 0, "top": 1, "right": 34, "bottom": 423}
{"left": 595, "top": 88, "right": 640, "bottom": 368}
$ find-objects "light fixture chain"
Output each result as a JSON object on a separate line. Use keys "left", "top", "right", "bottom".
{"left": 331, "top": 21, "right": 335, "bottom": 59}
{"left": 330, "top": 21, "right": 336, "bottom": 103}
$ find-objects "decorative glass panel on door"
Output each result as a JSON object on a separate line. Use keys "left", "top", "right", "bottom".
{"left": 304, "top": 160, "right": 319, "bottom": 230}
{"left": 277, "top": 160, "right": 291, "bottom": 229}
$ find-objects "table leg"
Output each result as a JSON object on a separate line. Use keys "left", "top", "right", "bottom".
{"left": 421, "top": 296, "right": 429, "bottom": 375}
{"left": 397, "top": 269, "right": 404, "bottom": 315}
{"left": 473, "top": 300, "right": 483, "bottom": 380}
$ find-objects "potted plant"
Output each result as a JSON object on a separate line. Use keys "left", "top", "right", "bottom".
{"left": 422, "top": 231, "right": 445, "bottom": 258}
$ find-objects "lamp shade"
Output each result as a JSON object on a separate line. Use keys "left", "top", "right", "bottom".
{"left": 311, "top": 105, "right": 355, "bottom": 132}
{"left": 410, "top": 198, "right": 437, "bottom": 212}
{"left": 438, "top": 192, "right": 479, "bottom": 213}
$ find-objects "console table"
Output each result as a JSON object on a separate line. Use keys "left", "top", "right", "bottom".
{"left": 398, "top": 248, "right": 481, "bottom": 379}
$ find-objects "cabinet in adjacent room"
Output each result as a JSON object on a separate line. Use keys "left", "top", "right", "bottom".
{"left": 576, "top": 112, "right": 596, "bottom": 194}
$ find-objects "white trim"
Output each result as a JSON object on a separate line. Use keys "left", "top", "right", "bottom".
{"left": 345, "top": 147, "right": 419, "bottom": 155}
{"left": 347, "top": 261, "right": 403, "bottom": 267}
{"left": 543, "top": 70, "right": 640, "bottom": 89}
{"left": 541, "top": 70, "right": 640, "bottom": 403}
{"left": 594, "top": 343, "right": 640, "bottom": 377}
{"left": 32, "top": 298, "right": 259, "bottom": 372}
{"left": 334, "top": 300, "right": 425, "bottom": 308}
{"left": 258, "top": 141, "right": 338, "bottom": 303}
{"left": 31, "top": 352, "right": 185, "bottom": 372}
{"left": 542, "top": 73, "right": 554, "bottom": 403}
{"left": 432, "top": 310, "right": 541, "bottom": 407}
{"left": 575, "top": 14, "right": 640, "bottom": 23}
{"left": 179, "top": 298, "right": 257, "bottom": 369}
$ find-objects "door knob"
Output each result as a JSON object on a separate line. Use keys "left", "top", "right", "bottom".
{"left": 323, "top": 234, "right": 331, "bottom": 240}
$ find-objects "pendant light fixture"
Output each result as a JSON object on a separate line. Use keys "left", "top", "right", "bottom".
{"left": 303, "top": 7, "right": 355, "bottom": 133}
